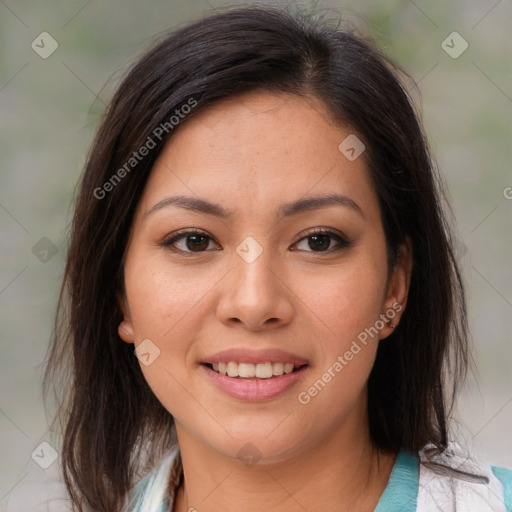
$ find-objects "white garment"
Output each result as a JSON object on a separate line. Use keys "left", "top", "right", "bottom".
{"left": 417, "top": 445, "right": 511, "bottom": 512}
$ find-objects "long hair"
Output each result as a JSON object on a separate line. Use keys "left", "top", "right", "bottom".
{"left": 43, "top": 5, "right": 469, "bottom": 511}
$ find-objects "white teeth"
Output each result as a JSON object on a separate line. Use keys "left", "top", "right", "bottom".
{"left": 283, "top": 363, "right": 294, "bottom": 374}
{"left": 238, "top": 363, "right": 255, "bottom": 378}
{"left": 255, "top": 362, "right": 273, "bottom": 378}
{"left": 209, "top": 361, "right": 303, "bottom": 378}
{"left": 227, "top": 361, "right": 238, "bottom": 377}
{"left": 272, "top": 362, "right": 284, "bottom": 376}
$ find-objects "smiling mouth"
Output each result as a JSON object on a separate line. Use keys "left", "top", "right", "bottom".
{"left": 202, "top": 362, "right": 308, "bottom": 379}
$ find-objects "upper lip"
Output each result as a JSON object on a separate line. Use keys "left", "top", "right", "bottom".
{"left": 201, "top": 347, "right": 309, "bottom": 366}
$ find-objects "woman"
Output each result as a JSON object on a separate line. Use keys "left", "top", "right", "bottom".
{"left": 40, "top": 5, "right": 511, "bottom": 512}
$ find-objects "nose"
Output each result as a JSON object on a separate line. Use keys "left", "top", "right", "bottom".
{"left": 216, "top": 239, "right": 294, "bottom": 331}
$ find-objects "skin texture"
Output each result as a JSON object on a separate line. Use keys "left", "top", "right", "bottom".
{"left": 118, "top": 91, "right": 412, "bottom": 512}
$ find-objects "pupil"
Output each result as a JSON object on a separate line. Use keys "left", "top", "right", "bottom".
{"left": 187, "top": 235, "right": 208, "bottom": 251}
{"left": 309, "top": 234, "right": 329, "bottom": 251}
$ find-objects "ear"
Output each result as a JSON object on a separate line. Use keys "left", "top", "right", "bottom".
{"left": 379, "top": 237, "right": 413, "bottom": 340}
{"left": 117, "top": 292, "right": 135, "bottom": 344}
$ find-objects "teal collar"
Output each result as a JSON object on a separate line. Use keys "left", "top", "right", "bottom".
{"left": 373, "top": 448, "right": 419, "bottom": 512}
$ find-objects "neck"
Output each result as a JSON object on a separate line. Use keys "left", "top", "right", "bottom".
{"left": 173, "top": 408, "right": 397, "bottom": 512}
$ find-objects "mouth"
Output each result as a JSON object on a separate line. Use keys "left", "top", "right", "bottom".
{"left": 200, "top": 347, "right": 310, "bottom": 400}
{"left": 201, "top": 361, "right": 308, "bottom": 379}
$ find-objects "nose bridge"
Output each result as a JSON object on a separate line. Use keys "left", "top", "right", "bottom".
{"left": 217, "top": 233, "right": 293, "bottom": 329}
{"left": 233, "top": 234, "right": 276, "bottom": 302}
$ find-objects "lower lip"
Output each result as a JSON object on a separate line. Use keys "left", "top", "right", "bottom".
{"left": 201, "top": 364, "right": 308, "bottom": 401}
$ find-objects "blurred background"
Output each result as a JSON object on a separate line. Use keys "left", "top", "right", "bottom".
{"left": 1, "top": 0, "right": 511, "bottom": 508}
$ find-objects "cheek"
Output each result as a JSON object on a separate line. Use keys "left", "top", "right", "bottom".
{"left": 123, "top": 250, "right": 212, "bottom": 341}
{"left": 296, "top": 258, "right": 387, "bottom": 347}
{"left": 294, "top": 329, "right": 379, "bottom": 434}
{"left": 122, "top": 256, "right": 209, "bottom": 420}
{"left": 292, "top": 255, "right": 387, "bottom": 408}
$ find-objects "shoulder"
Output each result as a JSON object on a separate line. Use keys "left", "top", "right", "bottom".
{"left": 121, "top": 444, "right": 181, "bottom": 512}
{"left": 416, "top": 443, "right": 512, "bottom": 512}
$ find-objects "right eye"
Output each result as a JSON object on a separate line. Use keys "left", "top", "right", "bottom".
{"left": 161, "top": 229, "right": 220, "bottom": 253}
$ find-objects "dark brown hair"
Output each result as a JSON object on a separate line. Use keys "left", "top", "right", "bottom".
{"left": 43, "top": 5, "right": 469, "bottom": 511}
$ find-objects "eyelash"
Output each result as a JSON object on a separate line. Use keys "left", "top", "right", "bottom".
{"left": 160, "top": 228, "right": 351, "bottom": 255}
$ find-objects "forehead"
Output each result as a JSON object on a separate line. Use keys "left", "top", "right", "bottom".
{"left": 137, "top": 91, "right": 379, "bottom": 222}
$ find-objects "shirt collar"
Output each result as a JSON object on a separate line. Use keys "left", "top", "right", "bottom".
{"left": 373, "top": 448, "right": 419, "bottom": 512}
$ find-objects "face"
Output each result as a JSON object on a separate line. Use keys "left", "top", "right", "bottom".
{"left": 118, "top": 91, "right": 410, "bottom": 464}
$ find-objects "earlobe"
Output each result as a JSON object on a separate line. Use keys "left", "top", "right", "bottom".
{"left": 117, "top": 293, "right": 135, "bottom": 344}
{"left": 118, "top": 320, "right": 135, "bottom": 343}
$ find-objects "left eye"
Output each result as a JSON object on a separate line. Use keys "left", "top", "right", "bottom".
{"left": 293, "top": 230, "right": 350, "bottom": 252}
{"left": 161, "top": 229, "right": 350, "bottom": 253}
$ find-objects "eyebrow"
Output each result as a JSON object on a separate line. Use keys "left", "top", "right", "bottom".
{"left": 145, "top": 193, "right": 364, "bottom": 219}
